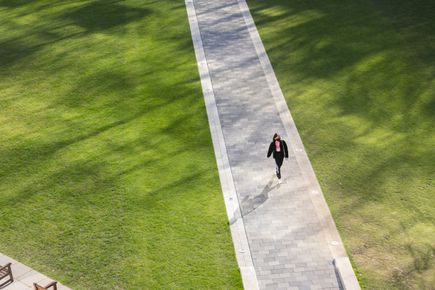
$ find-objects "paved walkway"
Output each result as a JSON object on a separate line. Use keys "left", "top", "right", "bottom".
{"left": 0, "top": 253, "right": 70, "bottom": 290}
{"left": 186, "top": 0, "right": 360, "bottom": 289}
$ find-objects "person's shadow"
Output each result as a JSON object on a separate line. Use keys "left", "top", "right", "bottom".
{"left": 241, "top": 175, "right": 281, "bottom": 217}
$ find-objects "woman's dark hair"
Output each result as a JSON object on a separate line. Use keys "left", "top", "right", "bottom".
{"left": 273, "top": 133, "right": 280, "bottom": 141}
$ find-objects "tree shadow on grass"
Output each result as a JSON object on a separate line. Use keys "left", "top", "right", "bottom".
{"left": 390, "top": 223, "right": 435, "bottom": 289}
{"left": 0, "top": 0, "right": 236, "bottom": 288}
{"left": 0, "top": 0, "right": 151, "bottom": 67}
{"left": 0, "top": 0, "right": 32, "bottom": 7}
{"left": 248, "top": 0, "right": 435, "bottom": 287}
{"left": 250, "top": 0, "right": 435, "bottom": 126}
{"left": 0, "top": 103, "right": 209, "bottom": 288}
{"left": 63, "top": 0, "right": 151, "bottom": 33}
{"left": 0, "top": 31, "right": 85, "bottom": 67}
{"left": 247, "top": 0, "right": 435, "bottom": 204}
{"left": 370, "top": 0, "right": 435, "bottom": 66}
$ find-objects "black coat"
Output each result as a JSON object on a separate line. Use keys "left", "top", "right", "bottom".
{"left": 267, "top": 140, "right": 289, "bottom": 159}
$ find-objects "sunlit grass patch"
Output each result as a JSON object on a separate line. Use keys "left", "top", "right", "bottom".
{"left": 248, "top": 0, "right": 435, "bottom": 288}
{"left": 0, "top": 0, "right": 242, "bottom": 289}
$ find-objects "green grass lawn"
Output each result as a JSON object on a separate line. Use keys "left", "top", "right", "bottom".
{"left": 0, "top": 0, "right": 242, "bottom": 289}
{"left": 247, "top": 0, "right": 434, "bottom": 288}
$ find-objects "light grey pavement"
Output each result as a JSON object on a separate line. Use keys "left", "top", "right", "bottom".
{"left": 186, "top": 0, "right": 360, "bottom": 289}
{"left": 0, "top": 253, "right": 70, "bottom": 290}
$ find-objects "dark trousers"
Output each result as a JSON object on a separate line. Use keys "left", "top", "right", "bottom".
{"left": 275, "top": 155, "right": 284, "bottom": 178}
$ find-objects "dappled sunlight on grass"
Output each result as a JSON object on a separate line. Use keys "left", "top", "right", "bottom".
{"left": 248, "top": 0, "right": 434, "bottom": 288}
{"left": 0, "top": 0, "right": 242, "bottom": 289}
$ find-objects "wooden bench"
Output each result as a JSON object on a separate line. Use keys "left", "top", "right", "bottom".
{"left": 34, "top": 281, "right": 57, "bottom": 290}
{"left": 0, "top": 262, "right": 13, "bottom": 288}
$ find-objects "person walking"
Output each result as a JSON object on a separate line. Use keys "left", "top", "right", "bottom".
{"left": 267, "top": 133, "right": 289, "bottom": 179}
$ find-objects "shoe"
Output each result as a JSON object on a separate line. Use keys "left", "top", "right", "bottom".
{"left": 277, "top": 172, "right": 281, "bottom": 179}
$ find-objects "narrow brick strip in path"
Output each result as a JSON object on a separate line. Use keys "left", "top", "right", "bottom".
{"left": 0, "top": 253, "right": 71, "bottom": 290}
{"left": 186, "top": 0, "right": 360, "bottom": 289}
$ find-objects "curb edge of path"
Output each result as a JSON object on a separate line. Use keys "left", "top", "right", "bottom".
{"left": 185, "top": 1, "right": 260, "bottom": 289}
{"left": 236, "top": 0, "right": 361, "bottom": 289}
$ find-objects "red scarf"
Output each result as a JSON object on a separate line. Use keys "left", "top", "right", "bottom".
{"left": 275, "top": 140, "right": 281, "bottom": 152}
